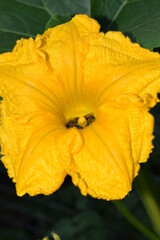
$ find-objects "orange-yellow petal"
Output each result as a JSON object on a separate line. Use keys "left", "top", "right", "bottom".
{"left": 31, "top": 15, "right": 101, "bottom": 117}
{"left": 16, "top": 122, "right": 66, "bottom": 196}
{"left": 83, "top": 31, "right": 160, "bottom": 107}
{"left": 70, "top": 95, "right": 154, "bottom": 200}
{"left": 0, "top": 39, "right": 65, "bottom": 195}
{"left": 16, "top": 124, "right": 83, "bottom": 196}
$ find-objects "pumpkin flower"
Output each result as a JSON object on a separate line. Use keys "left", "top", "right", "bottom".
{"left": 0, "top": 15, "right": 160, "bottom": 201}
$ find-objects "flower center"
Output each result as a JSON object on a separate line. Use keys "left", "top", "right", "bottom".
{"left": 66, "top": 113, "right": 95, "bottom": 129}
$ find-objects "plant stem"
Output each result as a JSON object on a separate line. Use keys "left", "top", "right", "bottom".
{"left": 113, "top": 200, "right": 159, "bottom": 240}
{"left": 135, "top": 168, "right": 160, "bottom": 237}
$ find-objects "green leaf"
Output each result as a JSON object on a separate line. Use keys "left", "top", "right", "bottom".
{"left": 91, "top": 0, "right": 126, "bottom": 32}
{"left": 91, "top": 0, "right": 160, "bottom": 50}
{"left": 45, "top": 0, "right": 91, "bottom": 30}
{"left": 0, "top": 0, "right": 90, "bottom": 53}
{"left": 43, "top": 0, "right": 90, "bottom": 16}
{"left": 45, "top": 14, "right": 72, "bottom": 30}
{"left": 0, "top": 0, "right": 50, "bottom": 53}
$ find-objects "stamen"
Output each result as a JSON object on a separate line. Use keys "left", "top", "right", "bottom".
{"left": 66, "top": 114, "right": 95, "bottom": 129}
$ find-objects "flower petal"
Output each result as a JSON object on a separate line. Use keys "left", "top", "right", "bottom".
{"left": 0, "top": 41, "right": 66, "bottom": 193}
{"left": 16, "top": 126, "right": 83, "bottom": 196}
{"left": 16, "top": 124, "right": 67, "bottom": 196}
{"left": 70, "top": 96, "right": 154, "bottom": 200}
{"left": 0, "top": 106, "right": 68, "bottom": 195}
{"left": 83, "top": 31, "right": 160, "bottom": 107}
{"left": 33, "top": 15, "right": 101, "bottom": 116}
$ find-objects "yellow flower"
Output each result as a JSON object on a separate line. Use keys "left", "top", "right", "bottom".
{"left": 0, "top": 14, "right": 160, "bottom": 200}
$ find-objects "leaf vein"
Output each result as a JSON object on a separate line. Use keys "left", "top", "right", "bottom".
{"left": 106, "top": 0, "right": 128, "bottom": 31}
{"left": 40, "top": 0, "right": 52, "bottom": 16}
{"left": 0, "top": 28, "right": 35, "bottom": 37}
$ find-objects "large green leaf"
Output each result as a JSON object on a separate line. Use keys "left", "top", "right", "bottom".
{"left": 91, "top": 0, "right": 160, "bottom": 50}
{"left": 0, "top": 0, "right": 90, "bottom": 53}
